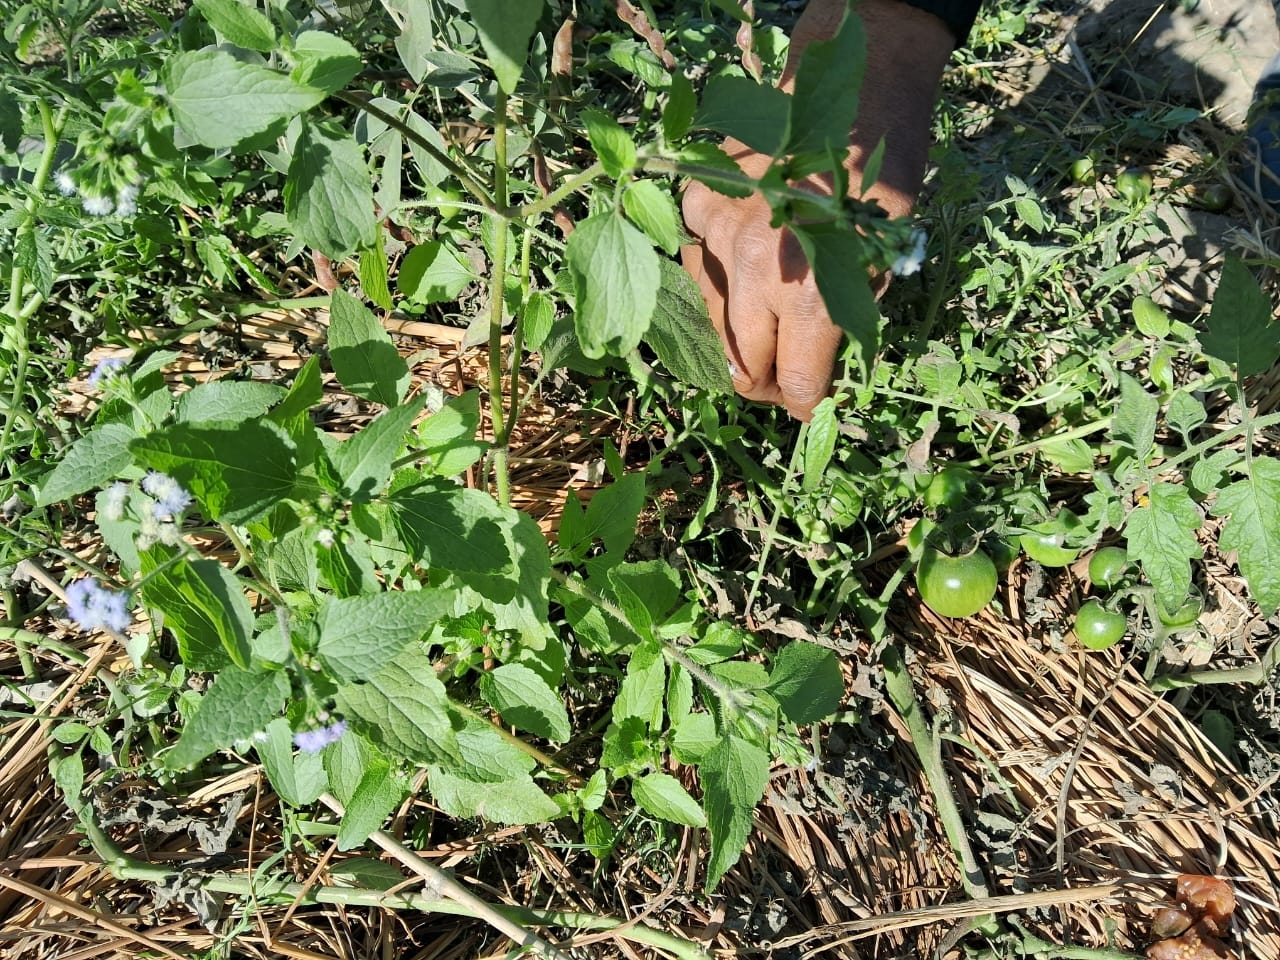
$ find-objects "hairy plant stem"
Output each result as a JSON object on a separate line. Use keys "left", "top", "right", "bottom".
{"left": 1, "top": 102, "right": 65, "bottom": 482}
{"left": 743, "top": 423, "right": 808, "bottom": 619}
{"left": 881, "top": 643, "right": 991, "bottom": 901}
{"left": 487, "top": 88, "right": 513, "bottom": 506}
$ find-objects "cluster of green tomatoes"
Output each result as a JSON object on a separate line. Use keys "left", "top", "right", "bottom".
{"left": 904, "top": 467, "right": 1200, "bottom": 651}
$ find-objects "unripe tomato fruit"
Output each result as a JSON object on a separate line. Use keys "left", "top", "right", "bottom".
{"left": 1070, "top": 155, "right": 1097, "bottom": 185}
{"left": 923, "top": 467, "right": 977, "bottom": 511}
{"left": 1192, "top": 181, "right": 1233, "bottom": 212}
{"left": 1116, "top": 167, "right": 1153, "bottom": 204}
{"left": 1075, "top": 600, "right": 1127, "bottom": 650}
{"left": 917, "top": 548, "right": 998, "bottom": 619}
{"left": 1019, "top": 530, "right": 1078, "bottom": 567}
{"left": 1157, "top": 595, "right": 1203, "bottom": 628}
{"left": 1087, "top": 546, "right": 1131, "bottom": 590}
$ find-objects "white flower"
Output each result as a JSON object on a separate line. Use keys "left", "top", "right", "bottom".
{"left": 115, "top": 183, "right": 140, "bottom": 217}
{"left": 82, "top": 194, "right": 114, "bottom": 216}
{"left": 315, "top": 528, "right": 336, "bottom": 549}
{"left": 891, "top": 229, "right": 928, "bottom": 277}
{"left": 101, "top": 482, "right": 130, "bottom": 522}
{"left": 56, "top": 172, "right": 78, "bottom": 197}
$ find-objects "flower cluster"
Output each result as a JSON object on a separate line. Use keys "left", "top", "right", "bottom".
{"left": 87, "top": 356, "right": 127, "bottom": 388}
{"left": 142, "top": 471, "right": 192, "bottom": 520}
{"left": 65, "top": 578, "right": 131, "bottom": 634}
{"left": 293, "top": 720, "right": 347, "bottom": 754}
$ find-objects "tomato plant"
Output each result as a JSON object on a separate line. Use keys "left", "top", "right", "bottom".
{"left": 916, "top": 548, "right": 998, "bottom": 619}
{"left": 1156, "top": 594, "right": 1204, "bottom": 629}
{"left": 923, "top": 466, "right": 977, "bottom": 511}
{"left": 1019, "top": 529, "right": 1078, "bottom": 567}
{"left": 1075, "top": 600, "right": 1127, "bottom": 650}
{"left": 1070, "top": 154, "right": 1097, "bottom": 185}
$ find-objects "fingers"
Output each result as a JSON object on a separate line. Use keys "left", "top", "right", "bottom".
{"left": 774, "top": 300, "right": 841, "bottom": 420}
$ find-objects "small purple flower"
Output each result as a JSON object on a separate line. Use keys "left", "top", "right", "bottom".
{"left": 87, "top": 356, "right": 127, "bottom": 387}
{"left": 65, "top": 578, "right": 131, "bottom": 634}
{"left": 142, "top": 471, "right": 192, "bottom": 519}
{"left": 293, "top": 720, "right": 347, "bottom": 754}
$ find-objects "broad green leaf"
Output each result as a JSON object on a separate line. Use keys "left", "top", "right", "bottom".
{"left": 428, "top": 766, "right": 560, "bottom": 824}
{"left": 389, "top": 485, "right": 512, "bottom": 574}
{"left": 316, "top": 534, "right": 379, "bottom": 598}
{"left": 700, "top": 734, "right": 770, "bottom": 890}
{"left": 175, "top": 380, "right": 286, "bottom": 423}
{"left": 330, "top": 397, "right": 425, "bottom": 501}
{"left": 334, "top": 646, "right": 459, "bottom": 763}
{"left": 289, "top": 31, "right": 362, "bottom": 94}
{"left": 767, "top": 641, "right": 844, "bottom": 725}
{"left": 623, "top": 180, "right": 683, "bottom": 256}
{"left": 1125, "top": 482, "right": 1203, "bottom": 612}
{"left": 558, "top": 472, "right": 646, "bottom": 559}
{"left": 257, "top": 718, "right": 327, "bottom": 807}
{"left": 580, "top": 769, "right": 608, "bottom": 812}
{"left": 607, "top": 562, "right": 681, "bottom": 642}
{"left": 358, "top": 238, "right": 393, "bottom": 311}
{"left": 165, "top": 666, "right": 290, "bottom": 770}
{"left": 193, "top": 0, "right": 277, "bottom": 51}
{"left": 1132, "top": 295, "right": 1171, "bottom": 338}
{"left": 415, "top": 390, "right": 488, "bottom": 477}
{"left": 338, "top": 761, "right": 406, "bottom": 850}
{"left": 679, "top": 142, "right": 754, "bottom": 199}
{"left": 140, "top": 554, "right": 254, "bottom": 670}
{"left": 383, "top": 0, "right": 434, "bottom": 82}
{"left": 163, "top": 50, "right": 325, "bottom": 149}
{"left": 633, "top": 772, "right": 707, "bottom": 827}
{"left": 1166, "top": 389, "right": 1207, "bottom": 440}
{"left": 328, "top": 288, "right": 409, "bottom": 406}
{"left": 694, "top": 75, "right": 790, "bottom": 156}
{"left": 480, "top": 663, "right": 570, "bottom": 742}
{"left": 1189, "top": 447, "right": 1241, "bottom": 499}
{"left": 784, "top": 6, "right": 864, "bottom": 155}
{"left": 1111, "top": 373, "right": 1159, "bottom": 464}
{"left": 663, "top": 72, "right": 696, "bottom": 140}
{"left": 15, "top": 229, "right": 53, "bottom": 299}
{"left": 802, "top": 398, "right": 839, "bottom": 492}
{"left": 1201, "top": 256, "right": 1279, "bottom": 378}
{"left": 130, "top": 420, "right": 297, "bottom": 524}
{"left": 51, "top": 750, "right": 85, "bottom": 813}
{"left": 285, "top": 119, "right": 378, "bottom": 260}
{"left": 614, "top": 641, "right": 666, "bottom": 729}
{"left": 324, "top": 729, "right": 384, "bottom": 804}
{"left": 37, "top": 422, "right": 136, "bottom": 506}
{"left": 600, "top": 716, "right": 654, "bottom": 775}
{"left": 687, "top": 621, "right": 746, "bottom": 665}
{"left": 447, "top": 0, "right": 544, "bottom": 94}
{"left": 646, "top": 258, "right": 733, "bottom": 392}
{"left": 317, "top": 589, "right": 458, "bottom": 682}
{"left": 582, "top": 809, "right": 617, "bottom": 859}
{"left": 667, "top": 663, "right": 694, "bottom": 726}
{"left": 582, "top": 108, "right": 636, "bottom": 179}
{"left": 455, "top": 720, "right": 536, "bottom": 782}
{"left": 1213, "top": 457, "right": 1280, "bottom": 614}
{"left": 671, "top": 712, "right": 718, "bottom": 764}
{"left": 396, "top": 240, "right": 475, "bottom": 304}
{"left": 521, "top": 291, "right": 555, "bottom": 351}
{"left": 566, "top": 212, "right": 660, "bottom": 359}
{"left": 271, "top": 355, "right": 324, "bottom": 421}
{"left": 789, "top": 222, "right": 880, "bottom": 378}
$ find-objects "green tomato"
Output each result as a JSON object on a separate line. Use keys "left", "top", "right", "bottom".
{"left": 1070, "top": 155, "right": 1097, "bottom": 185}
{"left": 916, "top": 548, "right": 998, "bottom": 619}
{"left": 1156, "top": 594, "right": 1203, "bottom": 628}
{"left": 1192, "top": 181, "right": 1233, "bottom": 212}
{"left": 923, "top": 467, "right": 977, "bottom": 511}
{"left": 1075, "top": 600, "right": 1127, "bottom": 650}
{"left": 1019, "top": 530, "right": 1079, "bottom": 567}
{"left": 1116, "top": 167, "right": 1153, "bottom": 204}
{"left": 1087, "top": 546, "right": 1131, "bottom": 590}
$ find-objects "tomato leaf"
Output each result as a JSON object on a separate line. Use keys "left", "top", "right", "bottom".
{"left": 1125, "top": 483, "right": 1203, "bottom": 612}
{"left": 1111, "top": 372, "right": 1159, "bottom": 465}
{"left": 1212, "top": 456, "right": 1280, "bottom": 615}
{"left": 1200, "top": 256, "right": 1279, "bottom": 378}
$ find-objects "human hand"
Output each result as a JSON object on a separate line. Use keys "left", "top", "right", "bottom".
{"left": 679, "top": 0, "right": 954, "bottom": 420}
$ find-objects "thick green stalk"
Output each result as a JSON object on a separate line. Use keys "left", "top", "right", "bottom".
{"left": 488, "top": 88, "right": 512, "bottom": 506}
{"left": 1, "top": 103, "right": 65, "bottom": 476}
